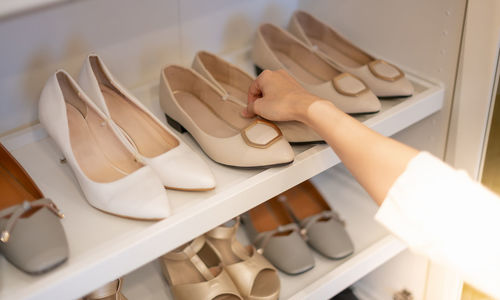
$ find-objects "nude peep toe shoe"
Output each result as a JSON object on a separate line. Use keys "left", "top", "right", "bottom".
{"left": 78, "top": 55, "right": 215, "bottom": 191}
{"left": 206, "top": 218, "right": 280, "bottom": 300}
{"left": 276, "top": 180, "right": 354, "bottom": 259}
{"left": 160, "top": 235, "right": 243, "bottom": 300}
{"left": 39, "top": 71, "right": 169, "bottom": 220}
{"left": 288, "top": 11, "right": 413, "bottom": 98}
{"left": 252, "top": 23, "right": 381, "bottom": 114}
{"left": 83, "top": 278, "right": 127, "bottom": 300}
{"left": 0, "top": 143, "right": 68, "bottom": 274}
{"left": 159, "top": 65, "right": 294, "bottom": 168}
{"left": 192, "top": 51, "right": 322, "bottom": 144}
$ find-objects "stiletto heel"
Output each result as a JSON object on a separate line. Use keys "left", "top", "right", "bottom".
{"left": 165, "top": 114, "right": 187, "bottom": 133}
{"left": 254, "top": 64, "right": 264, "bottom": 76}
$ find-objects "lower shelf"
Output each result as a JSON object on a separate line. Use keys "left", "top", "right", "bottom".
{"left": 121, "top": 164, "right": 406, "bottom": 300}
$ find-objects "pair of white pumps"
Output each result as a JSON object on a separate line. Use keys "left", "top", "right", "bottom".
{"left": 39, "top": 55, "right": 216, "bottom": 220}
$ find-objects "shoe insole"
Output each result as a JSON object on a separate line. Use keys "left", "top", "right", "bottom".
{"left": 0, "top": 165, "right": 37, "bottom": 211}
{"left": 67, "top": 104, "right": 142, "bottom": 183}
{"left": 250, "top": 269, "right": 280, "bottom": 298}
{"left": 174, "top": 91, "right": 242, "bottom": 138}
{"left": 274, "top": 50, "right": 326, "bottom": 85}
{"left": 280, "top": 180, "right": 330, "bottom": 221}
{"left": 100, "top": 84, "right": 179, "bottom": 158}
{"left": 309, "top": 37, "right": 372, "bottom": 69}
{"left": 249, "top": 200, "right": 295, "bottom": 234}
{"left": 248, "top": 202, "right": 280, "bottom": 233}
{"left": 219, "top": 82, "right": 248, "bottom": 105}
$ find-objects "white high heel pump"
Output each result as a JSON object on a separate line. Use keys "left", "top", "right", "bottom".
{"left": 39, "top": 70, "right": 170, "bottom": 220}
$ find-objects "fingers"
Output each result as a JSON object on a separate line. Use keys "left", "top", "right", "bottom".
{"left": 248, "top": 72, "right": 264, "bottom": 103}
{"left": 241, "top": 106, "right": 256, "bottom": 118}
{"left": 244, "top": 70, "right": 270, "bottom": 118}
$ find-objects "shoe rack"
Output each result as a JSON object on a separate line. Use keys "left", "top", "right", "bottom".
{"left": 0, "top": 0, "right": 468, "bottom": 299}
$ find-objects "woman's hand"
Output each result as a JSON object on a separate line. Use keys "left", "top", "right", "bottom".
{"left": 242, "top": 69, "right": 322, "bottom": 124}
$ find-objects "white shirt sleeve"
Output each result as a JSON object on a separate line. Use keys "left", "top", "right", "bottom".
{"left": 375, "top": 152, "right": 500, "bottom": 298}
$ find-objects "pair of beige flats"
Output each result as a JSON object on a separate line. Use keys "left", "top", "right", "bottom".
{"left": 160, "top": 218, "right": 280, "bottom": 300}
{"left": 252, "top": 11, "right": 414, "bottom": 115}
{"left": 160, "top": 52, "right": 299, "bottom": 167}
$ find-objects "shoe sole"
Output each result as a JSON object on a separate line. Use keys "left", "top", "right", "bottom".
{"left": 164, "top": 185, "right": 215, "bottom": 192}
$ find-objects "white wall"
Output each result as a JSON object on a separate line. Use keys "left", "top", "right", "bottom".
{"left": 446, "top": 0, "right": 500, "bottom": 179}
{"left": 0, "top": 0, "right": 299, "bottom": 135}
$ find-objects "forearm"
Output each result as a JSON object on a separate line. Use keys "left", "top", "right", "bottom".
{"left": 303, "top": 100, "right": 419, "bottom": 205}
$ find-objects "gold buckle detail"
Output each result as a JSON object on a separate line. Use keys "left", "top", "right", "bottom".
{"left": 1, "top": 230, "right": 10, "bottom": 243}
{"left": 332, "top": 73, "right": 369, "bottom": 97}
{"left": 241, "top": 119, "right": 282, "bottom": 149}
{"left": 368, "top": 59, "right": 404, "bottom": 82}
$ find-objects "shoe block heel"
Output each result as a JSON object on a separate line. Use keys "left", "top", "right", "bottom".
{"left": 254, "top": 65, "right": 264, "bottom": 76}
{"left": 165, "top": 114, "right": 187, "bottom": 133}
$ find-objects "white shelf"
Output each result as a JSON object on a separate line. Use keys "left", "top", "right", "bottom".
{"left": 0, "top": 49, "right": 444, "bottom": 300}
{"left": 121, "top": 164, "right": 406, "bottom": 300}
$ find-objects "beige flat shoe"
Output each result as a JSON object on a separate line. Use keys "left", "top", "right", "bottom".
{"left": 159, "top": 65, "right": 294, "bottom": 168}
{"left": 83, "top": 278, "right": 127, "bottom": 300}
{"left": 288, "top": 11, "right": 413, "bottom": 98}
{"left": 206, "top": 218, "right": 280, "bottom": 300}
{"left": 160, "top": 236, "right": 243, "bottom": 300}
{"left": 192, "top": 50, "right": 323, "bottom": 144}
{"left": 252, "top": 23, "right": 381, "bottom": 114}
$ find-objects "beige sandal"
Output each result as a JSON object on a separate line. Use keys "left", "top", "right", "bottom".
{"left": 206, "top": 218, "right": 280, "bottom": 300}
{"left": 160, "top": 236, "right": 242, "bottom": 300}
{"left": 83, "top": 278, "right": 127, "bottom": 300}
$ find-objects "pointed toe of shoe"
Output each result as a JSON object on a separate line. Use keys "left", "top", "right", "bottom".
{"left": 146, "top": 145, "right": 216, "bottom": 190}
{"left": 246, "top": 140, "right": 295, "bottom": 167}
{"left": 91, "top": 167, "right": 170, "bottom": 220}
{"left": 306, "top": 218, "right": 354, "bottom": 259}
{"left": 373, "top": 77, "right": 414, "bottom": 98}
{"left": 394, "top": 77, "right": 414, "bottom": 97}
{"left": 263, "top": 138, "right": 295, "bottom": 166}
{"left": 132, "top": 191, "right": 171, "bottom": 220}
{"left": 360, "top": 91, "right": 382, "bottom": 113}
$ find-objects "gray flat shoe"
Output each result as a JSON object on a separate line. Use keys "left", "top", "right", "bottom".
{"left": 0, "top": 143, "right": 68, "bottom": 274}
{"left": 241, "top": 200, "right": 314, "bottom": 275}
{"left": 276, "top": 180, "right": 354, "bottom": 259}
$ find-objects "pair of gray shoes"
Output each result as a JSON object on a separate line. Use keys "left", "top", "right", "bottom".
{"left": 241, "top": 180, "right": 354, "bottom": 275}
{"left": 0, "top": 143, "right": 68, "bottom": 275}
